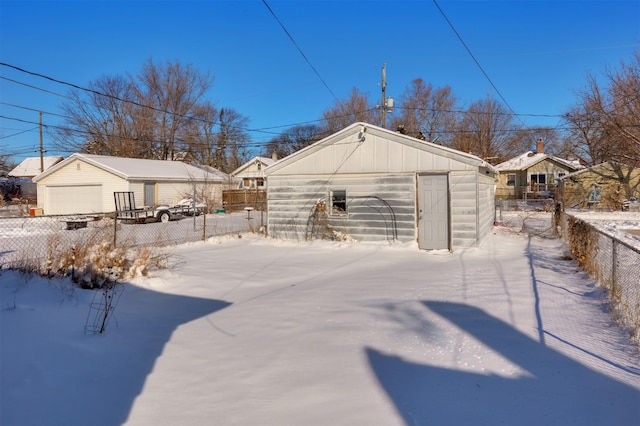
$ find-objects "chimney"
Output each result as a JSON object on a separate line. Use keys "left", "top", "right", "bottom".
{"left": 271, "top": 151, "right": 278, "bottom": 161}
{"left": 536, "top": 139, "right": 545, "bottom": 154}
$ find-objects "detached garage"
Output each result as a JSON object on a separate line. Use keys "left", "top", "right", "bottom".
{"left": 32, "top": 153, "right": 228, "bottom": 215}
{"left": 264, "top": 122, "right": 497, "bottom": 251}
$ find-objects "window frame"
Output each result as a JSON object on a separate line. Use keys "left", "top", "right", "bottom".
{"left": 329, "top": 189, "right": 347, "bottom": 216}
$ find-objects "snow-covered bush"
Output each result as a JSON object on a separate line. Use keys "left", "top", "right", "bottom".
{"left": 36, "top": 233, "right": 169, "bottom": 288}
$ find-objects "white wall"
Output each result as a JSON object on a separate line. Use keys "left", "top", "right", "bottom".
{"left": 36, "top": 158, "right": 128, "bottom": 214}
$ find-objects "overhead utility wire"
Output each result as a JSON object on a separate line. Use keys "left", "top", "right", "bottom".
{"left": 0, "top": 62, "right": 269, "bottom": 137}
{"left": 0, "top": 126, "right": 39, "bottom": 140}
{"left": 1, "top": 102, "right": 68, "bottom": 119}
{"left": 0, "top": 76, "right": 74, "bottom": 101}
{"left": 0, "top": 62, "right": 212, "bottom": 126}
{"left": 431, "top": 0, "right": 519, "bottom": 120}
{"left": 261, "top": 1, "right": 343, "bottom": 105}
{"left": 0, "top": 114, "right": 274, "bottom": 151}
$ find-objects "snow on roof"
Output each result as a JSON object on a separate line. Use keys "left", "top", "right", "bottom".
{"left": 231, "top": 156, "right": 276, "bottom": 177}
{"left": 496, "top": 151, "right": 583, "bottom": 172}
{"left": 559, "top": 161, "right": 630, "bottom": 180}
{"left": 34, "top": 153, "right": 227, "bottom": 182}
{"left": 9, "top": 156, "right": 64, "bottom": 178}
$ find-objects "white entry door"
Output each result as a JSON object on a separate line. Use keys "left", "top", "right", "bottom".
{"left": 418, "top": 174, "right": 449, "bottom": 250}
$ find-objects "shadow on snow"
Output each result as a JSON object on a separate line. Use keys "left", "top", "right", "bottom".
{"left": 366, "top": 301, "right": 640, "bottom": 426}
{"left": 1, "top": 283, "right": 230, "bottom": 426}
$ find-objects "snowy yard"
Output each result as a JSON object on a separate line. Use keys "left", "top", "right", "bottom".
{"left": 1, "top": 212, "right": 639, "bottom": 425}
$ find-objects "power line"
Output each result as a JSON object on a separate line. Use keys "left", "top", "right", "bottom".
{"left": 432, "top": 0, "right": 520, "bottom": 120}
{"left": 261, "top": 1, "right": 343, "bottom": 106}
{"left": 1, "top": 62, "right": 302, "bottom": 138}
{"left": 0, "top": 102, "right": 69, "bottom": 119}
{"left": 0, "top": 126, "right": 39, "bottom": 140}
{"left": 0, "top": 76, "right": 74, "bottom": 100}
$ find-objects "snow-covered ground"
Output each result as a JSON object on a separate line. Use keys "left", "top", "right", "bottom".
{"left": 1, "top": 212, "right": 639, "bottom": 425}
{"left": 565, "top": 209, "right": 640, "bottom": 250}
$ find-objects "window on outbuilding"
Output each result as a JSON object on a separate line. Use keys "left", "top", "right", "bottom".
{"left": 506, "top": 173, "right": 516, "bottom": 186}
{"left": 330, "top": 190, "right": 347, "bottom": 215}
{"left": 257, "top": 178, "right": 265, "bottom": 187}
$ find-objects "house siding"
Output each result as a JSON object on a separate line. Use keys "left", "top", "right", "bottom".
{"left": 271, "top": 132, "right": 476, "bottom": 176}
{"left": 477, "top": 172, "right": 496, "bottom": 244}
{"left": 559, "top": 163, "right": 640, "bottom": 208}
{"left": 36, "top": 158, "right": 128, "bottom": 214}
{"left": 449, "top": 170, "right": 481, "bottom": 248}
{"left": 267, "top": 173, "right": 417, "bottom": 242}
{"left": 36, "top": 157, "right": 227, "bottom": 214}
{"left": 265, "top": 123, "right": 497, "bottom": 250}
{"left": 128, "top": 180, "right": 223, "bottom": 208}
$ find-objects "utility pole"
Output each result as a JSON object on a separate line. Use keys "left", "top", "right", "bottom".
{"left": 39, "top": 112, "right": 44, "bottom": 173}
{"left": 381, "top": 64, "right": 387, "bottom": 128}
{"left": 380, "top": 64, "right": 394, "bottom": 129}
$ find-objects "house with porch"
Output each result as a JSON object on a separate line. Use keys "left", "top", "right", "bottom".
{"left": 495, "top": 140, "right": 582, "bottom": 200}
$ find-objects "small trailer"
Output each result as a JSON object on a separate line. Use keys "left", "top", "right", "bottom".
{"left": 114, "top": 191, "right": 201, "bottom": 223}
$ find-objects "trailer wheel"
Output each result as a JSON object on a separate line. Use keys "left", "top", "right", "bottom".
{"left": 158, "top": 211, "right": 170, "bottom": 223}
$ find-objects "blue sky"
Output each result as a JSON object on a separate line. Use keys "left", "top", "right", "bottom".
{"left": 1, "top": 0, "right": 639, "bottom": 164}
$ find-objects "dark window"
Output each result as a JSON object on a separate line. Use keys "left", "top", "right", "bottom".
{"left": 330, "top": 190, "right": 347, "bottom": 215}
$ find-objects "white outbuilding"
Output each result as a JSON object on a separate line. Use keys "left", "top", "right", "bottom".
{"left": 32, "top": 153, "right": 228, "bottom": 215}
{"left": 264, "top": 122, "right": 497, "bottom": 250}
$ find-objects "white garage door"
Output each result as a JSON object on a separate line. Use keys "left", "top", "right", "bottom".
{"left": 45, "top": 185, "right": 103, "bottom": 215}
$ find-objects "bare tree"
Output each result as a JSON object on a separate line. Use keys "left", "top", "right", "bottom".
{"left": 184, "top": 102, "right": 219, "bottom": 167}
{"left": 57, "top": 75, "right": 150, "bottom": 157}
{"left": 389, "top": 78, "right": 458, "bottom": 144}
{"left": 216, "top": 108, "right": 251, "bottom": 173}
{"left": 0, "top": 150, "right": 14, "bottom": 172}
{"left": 563, "top": 75, "right": 612, "bottom": 165}
{"left": 563, "top": 52, "right": 640, "bottom": 167}
{"left": 54, "top": 59, "right": 217, "bottom": 161}
{"left": 133, "top": 59, "right": 213, "bottom": 160}
{"left": 321, "top": 87, "right": 379, "bottom": 134}
{"left": 450, "top": 96, "right": 522, "bottom": 160}
{"left": 604, "top": 51, "right": 640, "bottom": 166}
{"left": 264, "top": 124, "right": 321, "bottom": 158}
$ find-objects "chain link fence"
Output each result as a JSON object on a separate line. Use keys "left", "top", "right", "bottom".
{"left": 0, "top": 207, "right": 266, "bottom": 271}
{"left": 560, "top": 211, "right": 640, "bottom": 344}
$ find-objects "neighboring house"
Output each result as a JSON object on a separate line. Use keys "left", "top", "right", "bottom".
{"left": 231, "top": 156, "right": 276, "bottom": 189}
{"left": 9, "top": 156, "right": 64, "bottom": 179}
{"left": 7, "top": 156, "right": 63, "bottom": 201}
{"left": 32, "top": 153, "right": 228, "bottom": 215}
{"left": 222, "top": 156, "right": 275, "bottom": 211}
{"left": 495, "top": 140, "right": 582, "bottom": 200}
{"left": 264, "top": 122, "right": 498, "bottom": 251}
{"left": 558, "top": 162, "right": 640, "bottom": 209}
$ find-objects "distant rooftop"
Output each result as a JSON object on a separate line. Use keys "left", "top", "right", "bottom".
{"left": 9, "top": 156, "right": 64, "bottom": 178}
